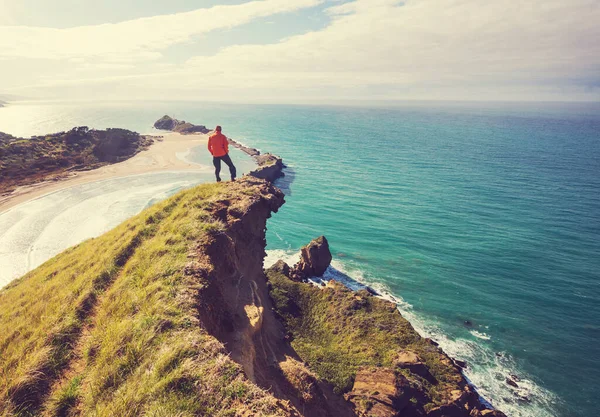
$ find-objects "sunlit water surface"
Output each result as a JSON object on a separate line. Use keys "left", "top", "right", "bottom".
{"left": 1, "top": 100, "right": 599, "bottom": 417}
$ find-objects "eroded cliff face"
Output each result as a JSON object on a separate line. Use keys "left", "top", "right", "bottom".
{"left": 186, "top": 178, "right": 356, "bottom": 417}
{"left": 0, "top": 178, "right": 295, "bottom": 417}
{"left": 183, "top": 177, "right": 505, "bottom": 417}
{"left": 0, "top": 149, "right": 505, "bottom": 416}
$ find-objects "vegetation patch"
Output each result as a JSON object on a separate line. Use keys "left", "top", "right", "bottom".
{"left": 0, "top": 182, "right": 287, "bottom": 417}
{"left": 266, "top": 270, "right": 465, "bottom": 408}
{"left": 0, "top": 127, "right": 153, "bottom": 193}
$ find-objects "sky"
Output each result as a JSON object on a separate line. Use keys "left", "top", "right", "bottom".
{"left": 0, "top": 0, "right": 599, "bottom": 103}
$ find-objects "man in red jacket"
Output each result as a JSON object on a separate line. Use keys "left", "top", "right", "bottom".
{"left": 207, "top": 126, "right": 236, "bottom": 182}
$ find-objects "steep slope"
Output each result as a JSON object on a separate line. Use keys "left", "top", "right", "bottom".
{"left": 0, "top": 169, "right": 505, "bottom": 417}
{"left": 266, "top": 268, "right": 505, "bottom": 417}
{"left": 0, "top": 178, "right": 294, "bottom": 417}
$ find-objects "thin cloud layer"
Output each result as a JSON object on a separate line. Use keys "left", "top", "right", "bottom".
{"left": 0, "top": 0, "right": 325, "bottom": 60}
{"left": 1, "top": 0, "right": 599, "bottom": 101}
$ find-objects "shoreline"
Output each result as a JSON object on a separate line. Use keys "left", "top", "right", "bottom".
{"left": 0, "top": 120, "right": 507, "bottom": 415}
{"left": 0, "top": 132, "right": 211, "bottom": 213}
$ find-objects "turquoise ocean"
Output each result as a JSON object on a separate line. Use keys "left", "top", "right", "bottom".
{"left": 1, "top": 100, "right": 599, "bottom": 417}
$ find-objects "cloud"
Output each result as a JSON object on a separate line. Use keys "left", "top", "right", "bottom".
{"left": 0, "top": 0, "right": 325, "bottom": 61}
{"left": 139, "top": 0, "right": 600, "bottom": 100}
{"left": 2, "top": 0, "right": 599, "bottom": 101}
{"left": 188, "top": 0, "right": 600, "bottom": 80}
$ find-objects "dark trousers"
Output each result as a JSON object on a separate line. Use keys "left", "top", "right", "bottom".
{"left": 213, "top": 154, "right": 236, "bottom": 181}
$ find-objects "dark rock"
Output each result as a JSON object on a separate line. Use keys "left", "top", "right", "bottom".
{"left": 228, "top": 138, "right": 261, "bottom": 157}
{"left": 154, "top": 115, "right": 179, "bottom": 130}
{"left": 425, "top": 338, "right": 439, "bottom": 347}
{"left": 505, "top": 378, "right": 518, "bottom": 388}
{"left": 470, "top": 410, "right": 508, "bottom": 417}
{"left": 464, "top": 320, "right": 473, "bottom": 327}
{"left": 454, "top": 359, "right": 468, "bottom": 369}
{"left": 270, "top": 260, "right": 291, "bottom": 277}
{"left": 153, "top": 115, "right": 209, "bottom": 134}
{"left": 248, "top": 153, "right": 285, "bottom": 182}
{"left": 480, "top": 410, "right": 508, "bottom": 417}
{"left": 364, "top": 286, "right": 378, "bottom": 296}
{"left": 290, "top": 236, "right": 332, "bottom": 281}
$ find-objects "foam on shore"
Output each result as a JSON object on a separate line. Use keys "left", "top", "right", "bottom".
{"left": 264, "top": 249, "right": 560, "bottom": 417}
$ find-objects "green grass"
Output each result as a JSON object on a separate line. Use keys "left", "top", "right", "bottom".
{"left": 266, "top": 270, "right": 465, "bottom": 408}
{"left": 0, "top": 182, "right": 286, "bottom": 417}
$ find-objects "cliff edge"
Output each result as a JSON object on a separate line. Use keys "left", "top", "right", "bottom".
{"left": 0, "top": 157, "right": 504, "bottom": 417}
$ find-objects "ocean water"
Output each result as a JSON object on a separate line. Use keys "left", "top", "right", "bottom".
{"left": 1, "top": 100, "right": 599, "bottom": 417}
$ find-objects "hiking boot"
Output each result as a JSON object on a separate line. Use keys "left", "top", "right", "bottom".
{"left": 216, "top": 177, "right": 222, "bottom": 182}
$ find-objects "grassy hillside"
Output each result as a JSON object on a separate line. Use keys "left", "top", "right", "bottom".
{"left": 0, "top": 127, "right": 152, "bottom": 194}
{"left": 266, "top": 270, "right": 474, "bottom": 414}
{"left": 0, "top": 181, "right": 288, "bottom": 417}
{"left": 0, "top": 170, "right": 502, "bottom": 417}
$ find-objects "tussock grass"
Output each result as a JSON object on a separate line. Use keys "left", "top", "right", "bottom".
{"left": 0, "top": 182, "right": 287, "bottom": 417}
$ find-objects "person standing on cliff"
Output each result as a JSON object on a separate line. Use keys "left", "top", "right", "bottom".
{"left": 208, "top": 126, "right": 236, "bottom": 182}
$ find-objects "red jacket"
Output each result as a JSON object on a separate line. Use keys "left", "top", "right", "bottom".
{"left": 208, "top": 132, "right": 229, "bottom": 157}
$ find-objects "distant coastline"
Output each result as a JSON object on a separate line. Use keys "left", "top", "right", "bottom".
{"left": 0, "top": 115, "right": 283, "bottom": 213}
{"left": 0, "top": 130, "right": 211, "bottom": 213}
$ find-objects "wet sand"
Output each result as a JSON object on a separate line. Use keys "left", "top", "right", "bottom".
{"left": 0, "top": 132, "right": 210, "bottom": 213}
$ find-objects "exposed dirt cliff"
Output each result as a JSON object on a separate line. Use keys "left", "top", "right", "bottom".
{"left": 0, "top": 152, "right": 505, "bottom": 416}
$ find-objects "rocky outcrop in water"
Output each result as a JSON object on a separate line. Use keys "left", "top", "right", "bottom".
{"left": 290, "top": 235, "right": 332, "bottom": 280}
{"left": 267, "top": 240, "right": 507, "bottom": 417}
{"left": 153, "top": 115, "right": 210, "bottom": 134}
{"left": 249, "top": 153, "right": 286, "bottom": 182}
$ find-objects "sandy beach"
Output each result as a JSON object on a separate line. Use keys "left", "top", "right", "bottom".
{"left": 0, "top": 132, "right": 211, "bottom": 213}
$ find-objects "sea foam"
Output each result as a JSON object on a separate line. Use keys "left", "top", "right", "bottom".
{"left": 264, "top": 250, "right": 560, "bottom": 417}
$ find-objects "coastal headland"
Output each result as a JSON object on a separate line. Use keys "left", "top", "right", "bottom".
{"left": 0, "top": 116, "right": 506, "bottom": 416}
{"left": 0, "top": 116, "right": 276, "bottom": 213}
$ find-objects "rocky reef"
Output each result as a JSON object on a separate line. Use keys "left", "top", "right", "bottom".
{"left": 153, "top": 115, "right": 210, "bottom": 134}
{"left": 0, "top": 127, "right": 153, "bottom": 194}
